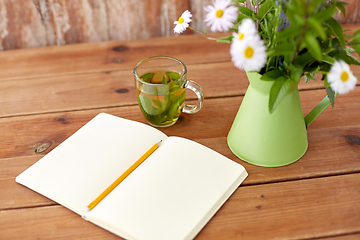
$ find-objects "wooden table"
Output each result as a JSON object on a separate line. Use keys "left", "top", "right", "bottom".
{"left": 0, "top": 24, "right": 359, "bottom": 240}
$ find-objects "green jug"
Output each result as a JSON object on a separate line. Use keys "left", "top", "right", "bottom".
{"left": 227, "top": 71, "right": 333, "bottom": 167}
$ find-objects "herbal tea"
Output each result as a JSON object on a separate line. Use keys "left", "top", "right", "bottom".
{"left": 139, "top": 71, "right": 182, "bottom": 84}
{"left": 136, "top": 71, "right": 186, "bottom": 127}
{"left": 134, "top": 56, "right": 203, "bottom": 127}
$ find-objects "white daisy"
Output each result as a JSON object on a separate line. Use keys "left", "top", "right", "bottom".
{"left": 232, "top": 18, "right": 258, "bottom": 42}
{"left": 204, "top": 0, "right": 238, "bottom": 32}
{"left": 327, "top": 60, "right": 357, "bottom": 94}
{"left": 230, "top": 35, "right": 267, "bottom": 72}
{"left": 174, "top": 10, "right": 192, "bottom": 34}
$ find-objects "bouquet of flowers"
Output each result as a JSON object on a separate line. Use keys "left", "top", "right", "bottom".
{"left": 174, "top": 0, "right": 359, "bottom": 112}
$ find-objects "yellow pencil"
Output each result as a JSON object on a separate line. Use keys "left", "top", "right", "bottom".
{"left": 87, "top": 140, "right": 162, "bottom": 211}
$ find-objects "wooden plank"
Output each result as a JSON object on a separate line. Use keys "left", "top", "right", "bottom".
{"left": 321, "top": 233, "right": 360, "bottom": 240}
{"left": 0, "top": 0, "right": 190, "bottom": 50}
{"left": 106, "top": 0, "right": 190, "bottom": 41}
{"left": 1, "top": 173, "right": 359, "bottom": 239}
{"left": 0, "top": 62, "right": 246, "bottom": 118}
{"left": 0, "top": 33, "right": 230, "bottom": 81}
{"left": 0, "top": 205, "right": 120, "bottom": 240}
{"left": 0, "top": 87, "right": 358, "bottom": 160}
{"left": 196, "top": 173, "right": 360, "bottom": 239}
{"left": 1, "top": 87, "right": 359, "bottom": 210}
{"left": 0, "top": 156, "right": 56, "bottom": 210}
{"left": 0, "top": 24, "right": 358, "bottom": 81}
{"left": 0, "top": 1, "right": 357, "bottom": 51}
{"left": 0, "top": 60, "right": 340, "bottom": 118}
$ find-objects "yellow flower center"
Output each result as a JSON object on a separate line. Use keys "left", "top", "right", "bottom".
{"left": 340, "top": 71, "right": 349, "bottom": 82}
{"left": 178, "top": 17, "right": 184, "bottom": 24}
{"left": 216, "top": 9, "right": 224, "bottom": 18}
{"left": 239, "top": 33, "right": 244, "bottom": 40}
{"left": 244, "top": 46, "right": 254, "bottom": 59}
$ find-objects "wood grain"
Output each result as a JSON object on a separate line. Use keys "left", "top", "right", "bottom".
{"left": 0, "top": 22, "right": 359, "bottom": 240}
{"left": 1, "top": 87, "right": 359, "bottom": 211}
{"left": 1, "top": 87, "right": 359, "bottom": 160}
{"left": 0, "top": 25, "right": 358, "bottom": 81}
{"left": 0, "top": 0, "right": 358, "bottom": 50}
{"left": 0, "top": 26, "right": 358, "bottom": 118}
{"left": 321, "top": 233, "right": 360, "bottom": 240}
{"left": 0, "top": 32, "right": 231, "bottom": 81}
{"left": 1, "top": 173, "right": 359, "bottom": 239}
{"left": 196, "top": 173, "right": 360, "bottom": 240}
{"left": 0, "top": 205, "right": 121, "bottom": 240}
{"left": 0, "top": 61, "right": 337, "bottom": 118}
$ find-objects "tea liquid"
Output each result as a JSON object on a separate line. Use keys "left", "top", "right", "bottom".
{"left": 137, "top": 71, "right": 186, "bottom": 127}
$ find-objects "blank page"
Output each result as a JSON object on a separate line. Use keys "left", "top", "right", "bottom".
{"left": 16, "top": 113, "right": 167, "bottom": 216}
{"left": 85, "top": 136, "right": 247, "bottom": 240}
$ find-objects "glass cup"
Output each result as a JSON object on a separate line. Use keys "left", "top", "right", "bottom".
{"left": 134, "top": 56, "right": 204, "bottom": 127}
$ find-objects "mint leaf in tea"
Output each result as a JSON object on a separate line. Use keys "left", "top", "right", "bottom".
{"left": 136, "top": 70, "right": 186, "bottom": 127}
{"left": 140, "top": 71, "right": 182, "bottom": 84}
{"left": 139, "top": 72, "right": 154, "bottom": 83}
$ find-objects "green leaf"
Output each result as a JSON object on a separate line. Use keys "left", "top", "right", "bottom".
{"left": 267, "top": 43, "right": 295, "bottom": 57}
{"left": 258, "top": 0, "right": 273, "bottom": 20}
{"left": 312, "top": 8, "right": 336, "bottom": 22}
{"left": 139, "top": 72, "right": 154, "bottom": 83}
{"left": 239, "top": 6, "right": 254, "bottom": 17}
{"left": 166, "top": 72, "right": 181, "bottom": 80}
{"left": 335, "top": 1, "right": 347, "bottom": 16}
{"left": 326, "top": 87, "right": 335, "bottom": 108}
{"left": 326, "top": 17, "right": 346, "bottom": 47}
{"left": 138, "top": 95, "right": 164, "bottom": 120}
{"left": 162, "top": 76, "right": 167, "bottom": 84}
{"left": 346, "top": 46, "right": 355, "bottom": 53}
{"left": 334, "top": 50, "right": 360, "bottom": 66}
{"left": 346, "top": 51, "right": 360, "bottom": 65}
{"left": 260, "top": 70, "right": 285, "bottom": 81}
{"left": 237, "top": 13, "right": 252, "bottom": 22}
{"left": 304, "top": 34, "right": 322, "bottom": 61}
{"left": 216, "top": 35, "right": 233, "bottom": 43}
{"left": 309, "top": 0, "right": 323, "bottom": 8}
{"left": 293, "top": 52, "right": 314, "bottom": 68}
{"left": 352, "top": 44, "right": 360, "bottom": 57}
{"left": 308, "top": 17, "right": 326, "bottom": 40}
{"left": 349, "top": 29, "right": 360, "bottom": 44}
{"left": 322, "top": 55, "right": 335, "bottom": 64}
{"left": 289, "top": 64, "right": 303, "bottom": 82}
{"left": 319, "top": 62, "right": 332, "bottom": 73}
{"left": 277, "top": 26, "right": 303, "bottom": 41}
{"left": 269, "top": 77, "right": 290, "bottom": 113}
{"left": 304, "top": 72, "right": 316, "bottom": 83}
{"left": 323, "top": 75, "right": 330, "bottom": 88}
{"left": 152, "top": 99, "right": 165, "bottom": 109}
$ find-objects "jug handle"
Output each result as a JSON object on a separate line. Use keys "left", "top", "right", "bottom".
{"left": 304, "top": 93, "right": 337, "bottom": 128}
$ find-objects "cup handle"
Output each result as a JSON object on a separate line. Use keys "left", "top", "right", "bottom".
{"left": 182, "top": 80, "right": 204, "bottom": 114}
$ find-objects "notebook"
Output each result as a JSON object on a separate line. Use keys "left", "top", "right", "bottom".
{"left": 16, "top": 113, "right": 248, "bottom": 240}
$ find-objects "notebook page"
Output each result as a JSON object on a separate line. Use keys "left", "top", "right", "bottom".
{"left": 85, "top": 136, "right": 247, "bottom": 240}
{"left": 16, "top": 113, "right": 167, "bottom": 216}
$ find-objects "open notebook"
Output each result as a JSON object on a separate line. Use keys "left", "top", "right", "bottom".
{"left": 16, "top": 113, "right": 248, "bottom": 240}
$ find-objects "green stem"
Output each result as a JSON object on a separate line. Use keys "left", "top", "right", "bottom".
{"left": 188, "top": 27, "right": 217, "bottom": 41}
{"left": 255, "top": 0, "right": 259, "bottom": 28}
